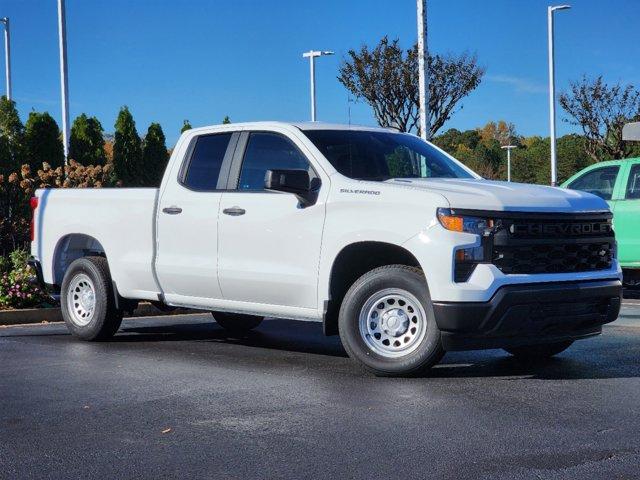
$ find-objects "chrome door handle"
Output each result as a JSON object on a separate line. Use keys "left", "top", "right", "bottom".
{"left": 223, "top": 206, "right": 246, "bottom": 216}
{"left": 162, "top": 206, "right": 182, "bottom": 215}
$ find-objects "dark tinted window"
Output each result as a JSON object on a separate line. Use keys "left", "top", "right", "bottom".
{"left": 568, "top": 166, "right": 619, "bottom": 200}
{"left": 238, "top": 133, "right": 310, "bottom": 190}
{"left": 183, "top": 133, "right": 232, "bottom": 190}
{"left": 303, "top": 129, "right": 473, "bottom": 181}
{"left": 626, "top": 164, "right": 640, "bottom": 199}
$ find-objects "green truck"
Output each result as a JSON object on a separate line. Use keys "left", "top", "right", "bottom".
{"left": 562, "top": 158, "right": 640, "bottom": 288}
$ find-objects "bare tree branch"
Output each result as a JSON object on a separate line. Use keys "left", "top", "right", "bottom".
{"left": 338, "top": 37, "right": 485, "bottom": 137}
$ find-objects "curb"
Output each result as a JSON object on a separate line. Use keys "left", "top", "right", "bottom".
{"left": 0, "top": 302, "right": 193, "bottom": 326}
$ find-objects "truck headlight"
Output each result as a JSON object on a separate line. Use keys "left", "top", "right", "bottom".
{"left": 437, "top": 208, "right": 494, "bottom": 282}
{"left": 436, "top": 208, "right": 494, "bottom": 235}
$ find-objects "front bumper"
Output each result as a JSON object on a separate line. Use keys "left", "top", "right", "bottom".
{"left": 432, "top": 279, "right": 622, "bottom": 351}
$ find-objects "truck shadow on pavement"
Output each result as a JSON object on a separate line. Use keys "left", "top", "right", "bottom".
{"left": 117, "top": 318, "right": 349, "bottom": 358}
{"left": 112, "top": 318, "right": 640, "bottom": 381}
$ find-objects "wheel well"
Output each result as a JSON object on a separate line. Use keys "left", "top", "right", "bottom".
{"left": 324, "top": 242, "right": 421, "bottom": 336}
{"left": 52, "top": 234, "right": 106, "bottom": 287}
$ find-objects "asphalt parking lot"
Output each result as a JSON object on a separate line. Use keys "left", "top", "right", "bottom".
{"left": 1, "top": 303, "right": 640, "bottom": 480}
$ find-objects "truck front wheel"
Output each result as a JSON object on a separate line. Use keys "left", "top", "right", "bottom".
{"left": 339, "top": 265, "right": 444, "bottom": 376}
{"left": 212, "top": 312, "right": 263, "bottom": 334}
{"left": 60, "top": 256, "right": 123, "bottom": 341}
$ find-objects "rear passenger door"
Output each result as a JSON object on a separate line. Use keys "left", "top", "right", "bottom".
{"left": 156, "top": 131, "right": 239, "bottom": 306}
{"left": 217, "top": 130, "right": 326, "bottom": 311}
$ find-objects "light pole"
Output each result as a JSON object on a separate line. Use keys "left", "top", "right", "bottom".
{"left": 57, "top": 0, "right": 70, "bottom": 165}
{"left": 548, "top": 4, "right": 570, "bottom": 186}
{"left": 302, "top": 50, "right": 333, "bottom": 122}
{"left": 0, "top": 17, "right": 11, "bottom": 100}
{"left": 417, "top": 0, "right": 430, "bottom": 140}
{"left": 501, "top": 145, "right": 516, "bottom": 182}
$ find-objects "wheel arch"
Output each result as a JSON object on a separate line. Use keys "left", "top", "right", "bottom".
{"left": 51, "top": 233, "right": 108, "bottom": 288}
{"left": 323, "top": 241, "right": 422, "bottom": 336}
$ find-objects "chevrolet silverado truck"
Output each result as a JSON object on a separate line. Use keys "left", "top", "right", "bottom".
{"left": 562, "top": 158, "right": 640, "bottom": 290}
{"left": 29, "top": 122, "right": 622, "bottom": 376}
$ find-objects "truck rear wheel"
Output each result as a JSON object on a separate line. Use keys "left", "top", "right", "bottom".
{"left": 61, "top": 256, "right": 123, "bottom": 341}
{"left": 338, "top": 265, "right": 444, "bottom": 377}
{"left": 212, "top": 312, "right": 263, "bottom": 334}
{"left": 504, "top": 341, "right": 574, "bottom": 360}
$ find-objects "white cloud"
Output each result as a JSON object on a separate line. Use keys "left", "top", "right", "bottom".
{"left": 485, "top": 74, "right": 547, "bottom": 94}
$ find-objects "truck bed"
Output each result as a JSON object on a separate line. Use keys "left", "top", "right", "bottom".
{"left": 32, "top": 187, "right": 161, "bottom": 300}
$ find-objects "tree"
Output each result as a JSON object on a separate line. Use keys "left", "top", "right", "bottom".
{"left": 338, "top": 37, "right": 484, "bottom": 137}
{"left": 222, "top": 116, "right": 231, "bottom": 124}
{"left": 0, "top": 96, "right": 24, "bottom": 175}
{"left": 478, "top": 120, "right": 518, "bottom": 146}
{"left": 181, "top": 119, "right": 192, "bottom": 133}
{"left": 559, "top": 76, "right": 640, "bottom": 161}
{"left": 112, "top": 106, "right": 142, "bottom": 186}
{"left": 24, "top": 112, "right": 64, "bottom": 170}
{"left": 142, "top": 123, "right": 168, "bottom": 187}
{"left": 70, "top": 114, "right": 106, "bottom": 166}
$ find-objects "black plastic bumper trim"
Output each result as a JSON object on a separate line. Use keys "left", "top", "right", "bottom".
{"left": 433, "top": 279, "right": 622, "bottom": 351}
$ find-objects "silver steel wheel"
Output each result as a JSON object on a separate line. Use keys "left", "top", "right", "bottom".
{"left": 358, "top": 288, "right": 427, "bottom": 358}
{"left": 66, "top": 273, "right": 96, "bottom": 327}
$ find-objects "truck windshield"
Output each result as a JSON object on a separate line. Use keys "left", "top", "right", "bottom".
{"left": 303, "top": 129, "right": 474, "bottom": 181}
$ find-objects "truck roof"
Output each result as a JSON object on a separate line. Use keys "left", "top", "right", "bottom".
{"left": 186, "top": 121, "right": 398, "bottom": 134}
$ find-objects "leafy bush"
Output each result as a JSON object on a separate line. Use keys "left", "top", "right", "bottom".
{"left": 0, "top": 249, "right": 52, "bottom": 309}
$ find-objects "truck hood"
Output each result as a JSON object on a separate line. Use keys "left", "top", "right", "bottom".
{"left": 385, "top": 178, "right": 609, "bottom": 213}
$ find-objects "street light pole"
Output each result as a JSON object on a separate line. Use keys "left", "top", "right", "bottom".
{"left": 0, "top": 17, "right": 11, "bottom": 100}
{"left": 501, "top": 145, "right": 516, "bottom": 182}
{"left": 57, "top": 0, "right": 70, "bottom": 165}
{"left": 548, "top": 4, "right": 570, "bottom": 186}
{"left": 417, "top": 0, "right": 430, "bottom": 140}
{"left": 302, "top": 50, "right": 333, "bottom": 122}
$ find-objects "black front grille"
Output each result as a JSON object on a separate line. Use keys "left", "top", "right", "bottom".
{"left": 489, "top": 212, "right": 614, "bottom": 275}
{"left": 493, "top": 241, "right": 613, "bottom": 274}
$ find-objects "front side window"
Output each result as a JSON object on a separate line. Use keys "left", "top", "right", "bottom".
{"left": 567, "top": 165, "right": 620, "bottom": 200}
{"left": 238, "top": 133, "right": 311, "bottom": 191}
{"left": 625, "top": 164, "right": 640, "bottom": 200}
{"left": 183, "top": 133, "right": 232, "bottom": 191}
{"left": 303, "top": 129, "right": 473, "bottom": 181}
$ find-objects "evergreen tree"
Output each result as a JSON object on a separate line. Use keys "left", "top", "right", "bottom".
{"left": 222, "top": 116, "right": 231, "bottom": 124}
{"left": 181, "top": 119, "right": 192, "bottom": 133}
{"left": 142, "top": 123, "right": 169, "bottom": 187}
{"left": 24, "top": 112, "right": 64, "bottom": 170}
{"left": 0, "top": 96, "right": 25, "bottom": 174}
{"left": 113, "top": 106, "right": 142, "bottom": 186}
{"left": 70, "top": 114, "right": 106, "bottom": 165}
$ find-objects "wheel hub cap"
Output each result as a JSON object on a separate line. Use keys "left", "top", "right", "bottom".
{"left": 66, "top": 274, "right": 96, "bottom": 327}
{"left": 358, "top": 288, "right": 427, "bottom": 358}
{"left": 381, "top": 308, "right": 409, "bottom": 337}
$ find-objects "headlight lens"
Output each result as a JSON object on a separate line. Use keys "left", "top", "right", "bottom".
{"left": 437, "top": 208, "right": 494, "bottom": 235}
{"left": 437, "top": 208, "right": 495, "bottom": 282}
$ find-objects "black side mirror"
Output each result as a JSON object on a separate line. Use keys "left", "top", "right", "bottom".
{"left": 265, "top": 169, "right": 320, "bottom": 206}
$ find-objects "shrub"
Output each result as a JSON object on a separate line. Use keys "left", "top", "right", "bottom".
{"left": 0, "top": 249, "right": 52, "bottom": 309}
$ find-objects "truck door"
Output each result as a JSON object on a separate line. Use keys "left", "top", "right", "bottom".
{"left": 155, "top": 131, "right": 238, "bottom": 306}
{"left": 613, "top": 162, "right": 640, "bottom": 268}
{"left": 217, "top": 131, "right": 326, "bottom": 309}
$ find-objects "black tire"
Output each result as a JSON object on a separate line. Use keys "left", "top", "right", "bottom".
{"left": 211, "top": 312, "right": 263, "bottom": 334}
{"left": 504, "top": 341, "right": 574, "bottom": 360}
{"left": 338, "top": 265, "right": 444, "bottom": 377}
{"left": 60, "top": 256, "right": 123, "bottom": 341}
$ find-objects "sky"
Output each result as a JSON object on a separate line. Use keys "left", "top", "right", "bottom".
{"left": 2, "top": 0, "right": 640, "bottom": 146}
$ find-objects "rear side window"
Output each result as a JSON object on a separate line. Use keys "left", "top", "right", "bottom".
{"left": 183, "top": 133, "right": 232, "bottom": 190}
{"left": 625, "top": 164, "right": 640, "bottom": 200}
{"left": 237, "top": 133, "right": 311, "bottom": 191}
{"left": 567, "top": 166, "right": 620, "bottom": 200}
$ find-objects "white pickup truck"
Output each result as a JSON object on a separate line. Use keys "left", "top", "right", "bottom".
{"left": 30, "top": 122, "right": 622, "bottom": 376}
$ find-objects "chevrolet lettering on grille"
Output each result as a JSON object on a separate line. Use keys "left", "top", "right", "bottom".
{"left": 510, "top": 222, "right": 613, "bottom": 236}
